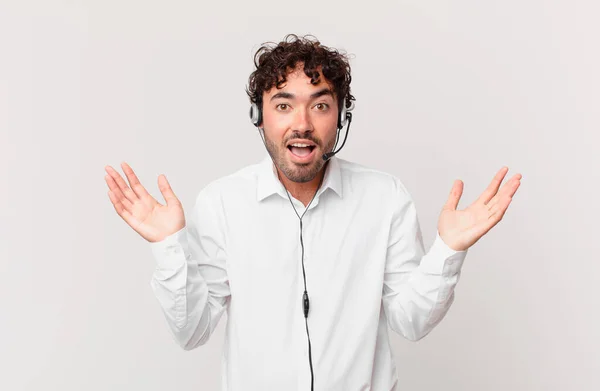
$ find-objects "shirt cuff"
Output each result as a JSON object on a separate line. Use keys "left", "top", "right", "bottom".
{"left": 418, "top": 231, "right": 468, "bottom": 275}
{"left": 149, "top": 226, "right": 189, "bottom": 269}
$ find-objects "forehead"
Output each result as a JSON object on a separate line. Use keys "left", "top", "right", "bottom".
{"left": 264, "top": 64, "right": 334, "bottom": 97}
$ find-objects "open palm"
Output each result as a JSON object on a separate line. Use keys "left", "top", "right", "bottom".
{"left": 438, "top": 167, "right": 522, "bottom": 251}
{"left": 104, "top": 162, "right": 185, "bottom": 243}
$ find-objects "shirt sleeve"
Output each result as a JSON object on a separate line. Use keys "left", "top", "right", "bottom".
{"left": 148, "top": 184, "right": 230, "bottom": 350}
{"left": 382, "top": 177, "right": 468, "bottom": 341}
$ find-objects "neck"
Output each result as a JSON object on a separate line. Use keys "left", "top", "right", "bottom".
{"left": 275, "top": 162, "right": 328, "bottom": 207}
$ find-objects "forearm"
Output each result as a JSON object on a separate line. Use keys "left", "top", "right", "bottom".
{"left": 149, "top": 226, "right": 227, "bottom": 350}
{"left": 383, "top": 231, "right": 467, "bottom": 341}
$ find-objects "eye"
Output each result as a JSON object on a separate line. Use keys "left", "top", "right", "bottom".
{"left": 276, "top": 103, "right": 290, "bottom": 111}
{"left": 315, "top": 103, "right": 329, "bottom": 111}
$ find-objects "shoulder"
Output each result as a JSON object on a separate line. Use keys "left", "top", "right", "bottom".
{"left": 336, "top": 157, "right": 412, "bottom": 201}
{"left": 193, "top": 159, "right": 262, "bottom": 203}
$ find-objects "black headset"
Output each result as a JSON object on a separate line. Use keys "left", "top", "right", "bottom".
{"left": 249, "top": 95, "right": 355, "bottom": 391}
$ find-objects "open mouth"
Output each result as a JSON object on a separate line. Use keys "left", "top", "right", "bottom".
{"left": 287, "top": 145, "right": 317, "bottom": 161}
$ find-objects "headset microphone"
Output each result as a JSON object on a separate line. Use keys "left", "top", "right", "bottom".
{"left": 322, "top": 111, "right": 352, "bottom": 161}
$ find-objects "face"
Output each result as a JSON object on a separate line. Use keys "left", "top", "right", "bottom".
{"left": 260, "top": 64, "right": 339, "bottom": 183}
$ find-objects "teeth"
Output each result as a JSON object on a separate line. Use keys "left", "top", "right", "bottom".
{"left": 290, "top": 143, "right": 312, "bottom": 147}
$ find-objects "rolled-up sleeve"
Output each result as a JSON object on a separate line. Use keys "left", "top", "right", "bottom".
{"left": 149, "top": 184, "right": 230, "bottom": 350}
{"left": 382, "top": 178, "right": 468, "bottom": 341}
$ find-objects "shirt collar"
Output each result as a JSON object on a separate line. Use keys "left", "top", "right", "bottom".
{"left": 256, "top": 151, "right": 343, "bottom": 202}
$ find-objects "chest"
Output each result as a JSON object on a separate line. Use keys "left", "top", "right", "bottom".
{"left": 223, "top": 196, "right": 392, "bottom": 308}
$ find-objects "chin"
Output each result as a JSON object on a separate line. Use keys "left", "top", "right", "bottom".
{"left": 280, "top": 149, "right": 324, "bottom": 182}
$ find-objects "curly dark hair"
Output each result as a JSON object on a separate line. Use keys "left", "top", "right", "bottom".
{"left": 246, "top": 34, "right": 355, "bottom": 111}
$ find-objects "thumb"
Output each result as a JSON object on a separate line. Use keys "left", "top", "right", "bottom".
{"left": 158, "top": 174, "right": 180, "bottom": 206}
{"left": 442, "top": 179, "right": 463, "bottom": 211}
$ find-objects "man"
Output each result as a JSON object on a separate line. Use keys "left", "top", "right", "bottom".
{"left": 104, "top": 34, "right": 522, "bottom": 391}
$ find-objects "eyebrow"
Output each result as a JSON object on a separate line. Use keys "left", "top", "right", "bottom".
{"left": 269, "top": 88, "right": 334, "bottom": 102}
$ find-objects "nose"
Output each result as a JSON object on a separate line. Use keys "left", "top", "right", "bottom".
{"left": 291, "top": 106, "right": 314, "bottom": 133}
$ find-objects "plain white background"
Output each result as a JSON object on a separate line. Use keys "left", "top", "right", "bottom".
{"left": 1, "top": 0, "right": 598, "bottom": 389}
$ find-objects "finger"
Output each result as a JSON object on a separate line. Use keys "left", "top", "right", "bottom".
{"left": 105, "top": 165, "right": 139, "bottom": 204}
{"left": 158, "top": 174, "right": 180, "bottom": 206}
{"left": 121, "top": 162, "right": 151, "bottom": 199}
{"left": 107, "top": 189, "right": 128, "bottom": 216}
{"left": 503, "top": 174, "right": 522, "bottom": 198}
{"left": 108, "top": 190, "right": 140, "bottom": 228}
{"left": 105, "top": 174, "right": 134, "bottom": 212}
{"left": 485, "top": 182, "right": 516, "bottom": 214}
{"left": 489, "top": 196, "right": 512, "bottom": 221}
{"left": 443, "top": 179, "right": 463, "bottom": 211}
{"left": 498, "top": 174, "right": 521, "bottom": 198}
{"left": 476, "top": 166, "right": 509, "bottom": 205}
{"left": 487, "top": 174, "right": 522, "bottom": 205}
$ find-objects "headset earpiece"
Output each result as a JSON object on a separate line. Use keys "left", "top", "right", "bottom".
{"left": 249, "top": 102, "right": 262, "bottom": 128}
{"left": 338, "top": 100, "right": 355, "bottom": 129}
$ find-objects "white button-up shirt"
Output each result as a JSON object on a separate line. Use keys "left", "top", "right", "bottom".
{"left": 149, "top": 152, "right": 468, "bottom": 391}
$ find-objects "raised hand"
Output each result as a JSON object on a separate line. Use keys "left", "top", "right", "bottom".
{"left": 104, "top": 162, "right": 185, "bottom": 243}
{"left": 437, "top": 167, "right": 522, "bottom": 251}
